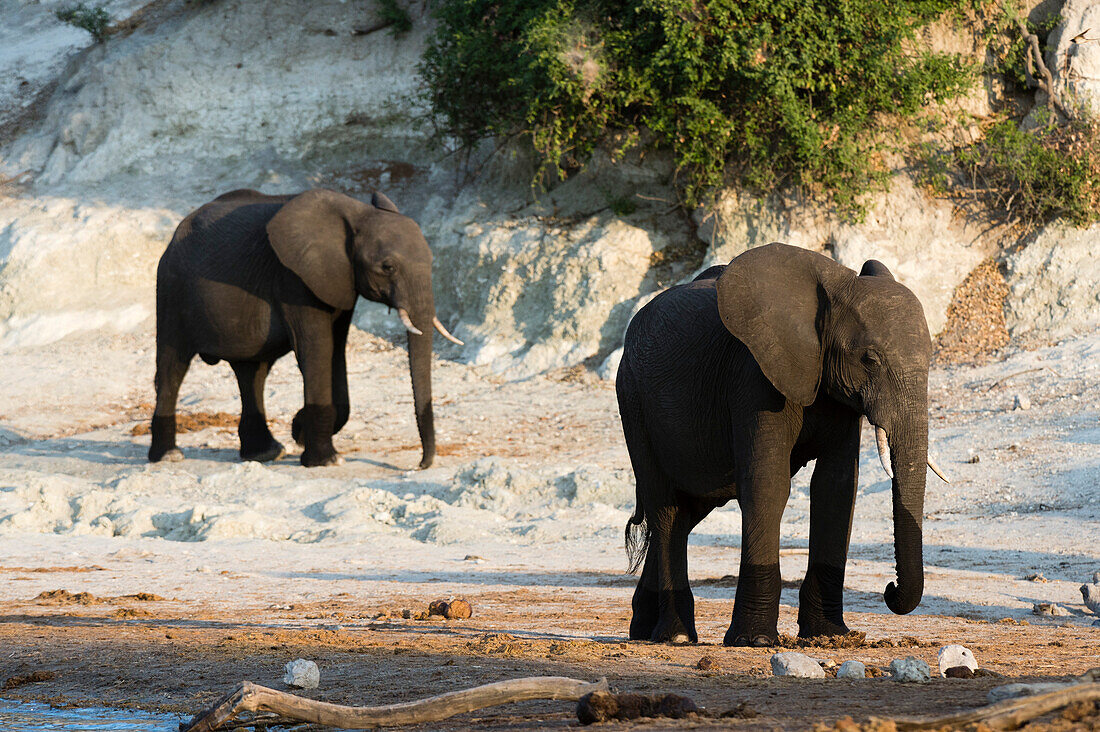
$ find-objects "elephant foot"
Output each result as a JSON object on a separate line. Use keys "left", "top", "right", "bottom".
{"left": 797, "top": 616, "right": 851, "bottom": 640}
{"left": 149, "top": 447, "right": 184, "bottom": 463}
{"left": 291, "top": 410, "right": 305, "bottom": 445}
{"left": 629, "top": 587, "right": 659, "bottom": 641}
{"left": 241, "top": 440, "right": 286, "bottom": 463}
{"left": 724, "top": 632, "right": 779, "bottom": 648}
{"left": 301, "top": 450, "right": 344, "bottom": 468}
{"left": 724, "top": 614, "right": 779, "bottom": 647}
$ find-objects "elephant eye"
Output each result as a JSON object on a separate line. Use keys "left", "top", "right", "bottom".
{"left": 380, "top": 261, "right": 397, "bottom": 275}
{"left": 861, "top": 350, "right": 881, "bottom": 369}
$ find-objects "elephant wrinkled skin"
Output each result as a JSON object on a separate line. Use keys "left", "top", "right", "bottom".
{"left": 616, "top": 244, "right": 934, "bottom": 646}
{"left": 149, "top": 188, "right": 457, "bottom": 468}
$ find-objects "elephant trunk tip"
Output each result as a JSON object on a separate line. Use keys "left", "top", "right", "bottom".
{"left": 883, "top": 580, "right": 923, "bottom": 615}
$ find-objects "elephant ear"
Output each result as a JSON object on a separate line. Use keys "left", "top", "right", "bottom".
{"left": 266, "top": 190, "right": 359, "bottom": 311}
{"left": 715, "top": 243, "right": 851, "bottom": 406}
{"left": 371, "top": 191, "right": 399, "bottom": 213}
{"left": 859, "top": 259, "right": 895, "bottom": 279}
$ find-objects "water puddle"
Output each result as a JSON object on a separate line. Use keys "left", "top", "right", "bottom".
{"left": 0, "top": 699, "right": 179, "bottom": 731}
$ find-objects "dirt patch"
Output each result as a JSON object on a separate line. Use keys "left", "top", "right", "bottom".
{"left": 934, "top": 258, "right": 1010, "bottom": 364}
{"left": 696, "top": 574, "right": 802, "bottom": 590}
{"left": 0, "top": 565, "right": 106, "bottom": 573}
{"left": 33, "top": 590, "right": 165, "bottom": 605}
{"left": 130, "top": 411, "right": 238, "bottom": 435}
{"left": 2, "top": 670, "right": 56, "bottom": 691}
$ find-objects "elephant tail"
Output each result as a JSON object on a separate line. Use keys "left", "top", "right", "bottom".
{"left": 624, "top": 508, "right": 649, "bottom": 575}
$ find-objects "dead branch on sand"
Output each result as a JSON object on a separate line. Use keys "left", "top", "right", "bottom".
{"left": 888, "top": 668, "right": 1100, "bottom": 730}
{"left": 181, "top": 676, "right": 608, "bottom": 732}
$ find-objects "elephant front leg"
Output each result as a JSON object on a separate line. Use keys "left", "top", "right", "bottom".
{"left": 725, "top": 426, "right": 792, "bottom": 647}
{"left": 149, "top": 343, "right": 192, "bottom": 463}
{"left": 798, "top": 417, "right": 860, "bottom": 638}
{"left": 231, "top": 360, "right": 284, "bottom": 462}
{"left": 290, "top": 314, "right": 343, "bottom": 467}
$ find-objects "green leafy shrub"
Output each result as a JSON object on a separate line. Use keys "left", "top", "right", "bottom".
{"left": 55, "top": 3, "right": 111, "bottom": 43}
{"left": 419, "top": 0, "right": 974, "bottom": 214}
{"left": 375, "top": 0, "right": 412, "bottom": 37}
{"left": 926, "top": 116, "right": 1100, "bottom": 229}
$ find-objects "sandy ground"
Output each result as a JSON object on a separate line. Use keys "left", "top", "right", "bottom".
{"left": 0, "top": 324, "right": 1098, "bottom": 729}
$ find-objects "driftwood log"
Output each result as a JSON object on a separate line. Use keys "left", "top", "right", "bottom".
{"left": 181, "top": 676, "right": 608, "bottom": 732}
{"left": 888, "top": 668, "right": 1100, "bottom": 730}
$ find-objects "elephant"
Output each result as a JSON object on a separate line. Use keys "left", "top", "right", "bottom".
{"left": 615, "top": 243, "right": 948, "bottom": 646}
{"left": 148, "top": 188, "right": 462, "bottom": 468}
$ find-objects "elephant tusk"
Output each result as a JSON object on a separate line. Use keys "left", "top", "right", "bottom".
{"left": 433, "top": 316, "right": 464, "bottom": 346}
{"left": 876, "top": 426, "right": 893, "bottom": 480}
{"left": 397, "top": 308, "right": 423, "bottom": 336}
{"left": 927, "top": 453, "right": 951, "bottom": 484}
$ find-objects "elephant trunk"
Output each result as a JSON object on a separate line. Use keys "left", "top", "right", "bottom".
{"left": 883, "top": 413, "right": 927, "bottom": 615}
{"left": 403, "top": 283, "right": 436, "bottom": 470}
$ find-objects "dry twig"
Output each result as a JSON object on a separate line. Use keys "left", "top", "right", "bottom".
{"left": 1016, "top": 19, "right": 1072, "bottom": 119}
{"left": 181, "top": 676, "right": 608, "bottom": 732}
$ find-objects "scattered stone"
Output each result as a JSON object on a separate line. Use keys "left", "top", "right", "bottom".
{"left": 719, "top": 701, "right": 758, "bottom": 719}
{"left": 401, "top": 608, "right": 412, "bottom": 619}
{"left": 945, "top": 666, "right": 975, "bottom": 679}
{"left": 1013, "top": 394, "right": 1031, "bottom": 410}
{"left": 695, "top": 654, "right": 722, "bottom": 672}
{"left": 1023, "top": 572, "right": 1049, "bottom": 582}
{"left": 973, "top": 668, "right": 1004, "bottom": 678}
{"left": 576, "top": 690, "right": 698, "bottom": 724}
{"left": 1032, "top": 602, "right": 1070, "bottom": 617}
{"left": 1081, "top": 580, "right": 1100, "bottom": 615}
{"left": 282, "top": 659, "right": 319, "bottom": 689}
{"left": 865, "top": 665, "right": 887, "bottom": 678}
{"left": 836, "top": 660, "right": 866, "bottom": 679}
{"left": 988, "top": 681, "right": 1073, "bottom": 703}
{"left": 463, "top": 555, "right": 486, "bottom": 562}
{"left": 770, "top": 652, "right": 826, "bottom": 679}
{"left": 2, "top": 670, "right": 56, "bottom": 690}
{"left": 889, "top": 657, "right": 931, "bottom": 683}
{"left": 967, "top": 454, "right": 980, "bottom": 463}
{"left": 428, "top": 599, "right": 449, "bottom": 616}
{"left": 937, "top": 644, "right": 978, "bottom": 676}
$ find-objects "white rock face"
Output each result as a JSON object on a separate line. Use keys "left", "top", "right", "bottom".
{"left": 283, "top": 659, "right": 320, "bottom": 689}
{"left": 1047, "top": 0, "right": 1100, "bottom": 118}
{"left": 694, "top": 176, "right": 991, "bottom": 336}
{"left": 1003, "top": 223, "right": 1100, "bottom": 341}
{"left": 889, "top": 657, "right": 931, "bottom": 683}
{"left": 836, "top": 660, "right": 866, "bottom": 679}
{"left": 937, "top": 645, "right": 978, "bottom": 676}
{"left": 770, "top": 652, "right": 826, "bottom": 679}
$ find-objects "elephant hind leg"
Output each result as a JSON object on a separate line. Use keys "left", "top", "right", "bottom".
{"left": 232, "top": 360, "right": 284, "bottom": 462}
{"left": 149, "top": 343, "right": 192, "bottom": 462}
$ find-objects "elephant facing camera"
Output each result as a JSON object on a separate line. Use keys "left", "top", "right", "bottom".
{"left": 616, "top": 243, "right": 946, "bottom": 646}
{"left": 148, "top": 188, "right": 461, "bottom": 469}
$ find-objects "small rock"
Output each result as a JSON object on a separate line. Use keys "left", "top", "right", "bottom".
{"left": 1032, "top": 602, "right": 1070, "bottom": 617}
{"left": 1013, "top": 394, "right": 1031, "bottom": 410}
{"left": 770, "top": 652, "right": 826, "bottom": 679}
{"left": 889, "top": 657, "right": 931, "bottom": 683}
{"left": 966, "top": 454, "right": 980, "bottom": 463}
{"left": 696, "top": 654, "right": 722, "bottom": 672}
{"left": 945, "top": 666, "right": 974, "bottom": 679}
{"left": 1080, "top": 582, "right": 1100, "bottom": 615}
{"left": 865, "top": 665, "right": 887, "bottom": 678}
{"left": 836, "top": 660, "right": 866, "bottom": 679}
{"left": 283, "top": 659, "right": 319, "bottom": 689}
{"left": 428, "top": 599, "right": 449, "bottom": 616}
{"left": 401, "top": 608, "right": 412, "bottom": 619}
{"left": 1023, "top": 572, "right": 1048, "bottom": 582}
{"left": 938, "top": 644, "right": 978, "bottom": 676}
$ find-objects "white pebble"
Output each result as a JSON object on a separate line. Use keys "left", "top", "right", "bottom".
{"left": 938, "top": 644, "right": 978, "bottom": 676}
{"left": 283, "top": 659, "right": 320, "bottom": 689}
{"left": 1013, "top": 394, "right": 1031, "bottom": 410}
{"left": 837, "top": 660, "right": 866, "bottom": 679}
{"left": 770, "top": 652, "right": 825, "bottom": 678}
{"left": 889, "top": 656, "right": 931, "bottom": 683}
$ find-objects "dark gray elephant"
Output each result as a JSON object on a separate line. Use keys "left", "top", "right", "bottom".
{"left": 148, "top": 188, "right": 462, "bottom": 468}
{"left": 616, "top": 243, "right": 948, "bottom": 646}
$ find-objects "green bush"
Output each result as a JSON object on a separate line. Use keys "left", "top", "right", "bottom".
{"left": 951, "top": 117, "right": 1100, "bottom": 229}
{"left": 375, "top": 0, "right": 412, "bottom": 37}
{"left": 55, "top": 3, "right": 111, "bottom": 43}
{"left": 419, "top": 0, "right": 974, "bottom": 214}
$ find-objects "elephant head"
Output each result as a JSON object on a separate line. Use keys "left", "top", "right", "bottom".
{"left": 266, "top": 189, "right": 462, "bottom": 469}
{"left": 715, "top": 243, "right": 937, "bottom": 616}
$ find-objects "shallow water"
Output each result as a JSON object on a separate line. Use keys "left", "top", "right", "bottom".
{"left": 0, "top": 699, "right": 179, "bottom": 731}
